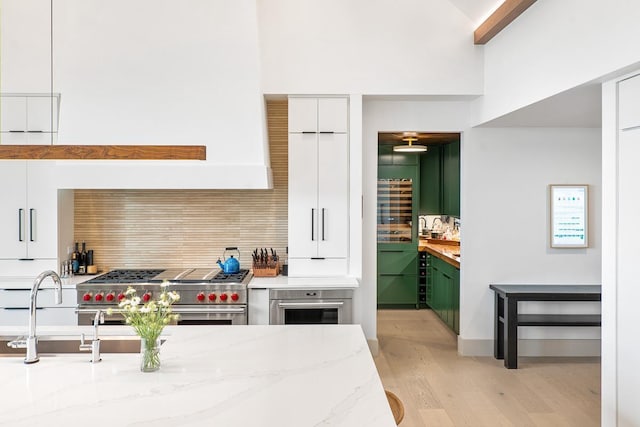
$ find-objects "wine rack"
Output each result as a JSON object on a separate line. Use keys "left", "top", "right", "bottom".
{"left": 377, "top": 178, "right": 413, "bottom": 243}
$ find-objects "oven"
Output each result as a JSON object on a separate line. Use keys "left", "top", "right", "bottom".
{"left": 78, "top": 305, "right": 248, "bottom": 326}
{"left": 77, "top": 268, "right": 251, "bottom": 326}
{"left": 269, "top": 289, "right": 353, "bottom": 325}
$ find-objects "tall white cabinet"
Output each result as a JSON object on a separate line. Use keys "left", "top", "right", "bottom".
{"left": 288, "top": 97, "right": 349, "bottom": 276}
{"left": 614, "top": 72, "right": 640, "bottom": 426}
{"left": 0, "top": 161, "right": 59, "bottom": 274}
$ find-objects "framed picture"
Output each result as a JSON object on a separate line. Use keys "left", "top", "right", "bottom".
{"left": 549, "top": 185, "right": 588, "bottom": 248}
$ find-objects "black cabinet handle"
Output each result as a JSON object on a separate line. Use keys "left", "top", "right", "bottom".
{"left": 311, "top": 208, "right": 315, "bottom": 241}
{"left": 319, "top": 131, "right": 335, "bottom": 134}
{"left": 29, "top": 208, "right": 35, "bottom": 242}
{"left": 18, "top": 209, "right": 24, "bottom": 242}
{"left": 302, "top": 131, "right": 316, "bottom": 134}
{"left": 321, "top": 208, "right": 325, "bottom": 241}
{"left": 380, "top": 273, "right": 404, "bottom": 277}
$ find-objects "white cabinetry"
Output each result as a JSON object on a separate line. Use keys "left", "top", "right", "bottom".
{"left": 0, "top": 288, "right": 77, "bottom": 326}
{"left": 288, "top": 97, "right": 349, "bottom": 276}
{"left": 0, "top": 162, "right": 58, "bottom": 268}
{"left": 0, "top": 0, "right": 55, "bottom": 145}
{"left": 0, "top": 95, "right": 59, "bottom": 145}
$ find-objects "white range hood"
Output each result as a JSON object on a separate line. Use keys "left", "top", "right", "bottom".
{"left": 35, "top": 0, "right": 270, "bottom": 189}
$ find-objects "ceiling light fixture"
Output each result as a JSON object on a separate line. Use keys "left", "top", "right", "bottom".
{"left": 393, "top": 134, "right": 427, "bottom": 153}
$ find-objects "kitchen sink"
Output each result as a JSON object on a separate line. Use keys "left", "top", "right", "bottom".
{"left": 0, "top": 336, "right": 164, "bottom": 357}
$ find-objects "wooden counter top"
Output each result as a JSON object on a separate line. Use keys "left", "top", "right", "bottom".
{"left": 418, "top": 239, "right": 460, "bottom": 269}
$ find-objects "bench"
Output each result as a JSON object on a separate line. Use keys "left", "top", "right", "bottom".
{"left": 489, "top": 284, "right": 601, "bottom": 369}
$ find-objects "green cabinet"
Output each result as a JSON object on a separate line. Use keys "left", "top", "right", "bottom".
{"left": 418, "top": 141, "right": 459, "bottom": 217}
{"left": 442, "top": 141, "right": 460, "bottom": 217}
{"left": 377, "top": 246, "right": 418, "bottom": 307}
{"left": 429, "top": 256, "right": 459, "bottom": 334}
{"left": 418, "top": 145, "right": 442, "bottom": 214}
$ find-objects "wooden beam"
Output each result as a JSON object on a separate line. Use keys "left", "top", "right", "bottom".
{"left": 474, "top": 0, "right": 537, "bottom": 45}
{"left": 0, "top": 145, "right": 206, "bottom": 160}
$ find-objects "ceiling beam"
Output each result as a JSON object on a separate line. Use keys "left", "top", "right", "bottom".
{"left": 474, "top": 0, "right": 537, "bottom": 45}
{"left": 0, "top": 145, "right": 206, "bottom": 160}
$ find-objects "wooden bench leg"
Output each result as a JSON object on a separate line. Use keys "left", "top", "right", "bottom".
{"left": 503, "top": 296, "right": 518, "bottom": 369}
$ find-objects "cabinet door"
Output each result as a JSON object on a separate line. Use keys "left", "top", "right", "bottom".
{"left": 378, "top": 249, "right": 417, "bottom": 275}
{"left": 377, "top": 274, "right": 417, "bottom": 305}
{"left": 442, "top": 141, "right": 460, "bottom": 217}
{"left": 318, "top": 98, "right": 348, "bottom": 133}
{"left": 25, "top": 162, "right": 58, "bottom": 259}
{"left": 441, "top": 268, "right": 454, "bottom": 330}
{"left": 419, "top": 146, "right": 442, "bottom": 214}
{"left": 289, "top": 133, "right": 319, "bottom": 258}
{"left": 27, "top": 96, "right": 55, "bottom": 132}
{"left": 0, "top": 162, "right": 28, "bottom": 259}
{"left": 288, "top": 98, "right": 318, "bottom": 133}
{"left": 317, "top": 133, "right": 348, "bottom": 258}
{"left": 0, "top": 0, "right": 51, "bottom": 93}
{"left": 0, "top": 96, "right": 27, "bottom": 132}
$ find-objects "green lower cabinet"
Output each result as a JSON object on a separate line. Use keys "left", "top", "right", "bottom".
{"left": 377, "top": 247, "right": 418, "bottom": 307}
{"left": 429, "top": 256, "right": 460, "bottom": 334}
{"left": 377, "top": 274, "right": 418, "bottom": 306}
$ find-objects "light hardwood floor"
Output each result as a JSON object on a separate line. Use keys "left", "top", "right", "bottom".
{"left": 374, "top": 309, "right": 600, "bottom": 427}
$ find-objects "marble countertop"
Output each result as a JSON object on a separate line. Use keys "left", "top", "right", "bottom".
{"left": 0, "top": 325, "right": 394, "bottom": 427}
{"left": 418, "top": 239, "right": 460, "bottom": 269}
{"left": 0, "top": 274, "right": 98, "bottom": 289}
{"left": 249, "top": 276, "right": 359, "bottom": 289}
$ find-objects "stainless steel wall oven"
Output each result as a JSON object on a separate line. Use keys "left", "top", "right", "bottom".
{"left": 269, "top": 288, "right": 353, "bottom": 325}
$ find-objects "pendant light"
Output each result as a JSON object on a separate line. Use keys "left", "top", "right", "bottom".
{"left": 393, "top": 133, "right": 427, "bottom": 153}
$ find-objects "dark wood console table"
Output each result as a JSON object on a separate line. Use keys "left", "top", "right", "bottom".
{"left": 489, "top": 284, "right": 601, "bottom": 369}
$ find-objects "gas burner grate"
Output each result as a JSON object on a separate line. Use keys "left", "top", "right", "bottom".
{"left": 211, "top": 269, "right": 250, "bottom": 283}
{"left": 84, "top": 269, "right": 165, "bottom": 284}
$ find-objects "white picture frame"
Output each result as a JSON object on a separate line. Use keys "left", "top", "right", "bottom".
{"left": 549, "top": 184, "right": 589, "bottom": 248}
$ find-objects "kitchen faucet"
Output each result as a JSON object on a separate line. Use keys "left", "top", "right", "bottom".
{"left": 79, "top": 310, "right": 104, "bottom": 363}
{"left": 7, "top": 270, "right": 63, "bottom": 364}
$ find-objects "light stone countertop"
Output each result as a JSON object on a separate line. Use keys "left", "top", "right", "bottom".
{"left": 249, "top": 275, "right": 359, "bottom": 289}
{"left": 0, "top": 325, "right": 395, "bottom": 427}
{"left": 0, "top": 274, "right": 99, "bottom": 289}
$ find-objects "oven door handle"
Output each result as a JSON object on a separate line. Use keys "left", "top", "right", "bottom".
{"left": 172, "top": 307, "right": 247, "bottom": 314}
{"left": 277, "top": 302, "right": 344, "bottom": 309}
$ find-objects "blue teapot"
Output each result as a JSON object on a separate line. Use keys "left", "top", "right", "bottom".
{"left": 217, "top": 247, "right": 240, "bottom": 274}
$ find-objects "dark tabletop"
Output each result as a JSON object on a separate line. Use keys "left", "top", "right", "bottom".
{"left": 489, "top": 284, "right": 601, "bottom": 299}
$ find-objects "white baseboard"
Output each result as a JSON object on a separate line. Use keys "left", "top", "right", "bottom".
{"left": 458, "top": 338, "right": 601, "bottom": 357}
{"left": 367, "top": 338, "right": 379, "bottom": 356}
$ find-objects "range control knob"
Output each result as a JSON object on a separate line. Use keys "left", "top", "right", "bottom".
{"left": 142, "top": 292, "right": 152, "bottom": 302}
{"left": 106, "top": 293, "right": 115, "bottom": 302}
{"left": 117, "top": 293, "right": 126, "bottom": 301}
{"left": 95, "top": 293, "right": 104, "bottom": 302}
{"left": 220, "top": 293, "right": 228, "bottom": 302}
{"left": 208, "top": 293, "right": 217, "bottom": 301}
{"left": 231, "top": 293, "right": 239, "bottom": 302}
{"left": 82, "top": 293, "right": 92, "bottom": 302}
{"left": 197, "top": 292, "right": 206, "bottom": 302}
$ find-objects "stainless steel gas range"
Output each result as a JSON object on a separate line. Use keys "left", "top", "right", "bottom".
{"left": 76, "top": 268, "right": 252, "bottom": 326}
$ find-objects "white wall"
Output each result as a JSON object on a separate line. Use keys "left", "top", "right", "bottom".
{"left": 473, "top": 0, "right": 640, "bottom": 126}
{"left": 460, "top": 127, "right": 602, "bottom": 354}
{"left": 361, "top": 99, "right": 471, "bottom": 344}
{"left": 257, "top": 0, "right": 483, "bottom": 96}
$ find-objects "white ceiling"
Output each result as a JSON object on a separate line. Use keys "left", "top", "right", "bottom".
{"left": 447, "top": 0, "right": 505, "bottom": 26}
{"left": 478, "top": 83, "right": 602, "bottom": 128}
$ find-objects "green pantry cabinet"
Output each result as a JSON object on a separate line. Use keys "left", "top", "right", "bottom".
{"left": 377, "top": 147, "right": 419, "bottom": 307}
{"left": 418, "top": 141, "right": 460, "bottom": 217}
{"left": 427, "top": 253, "right": 459, "bottom": 334}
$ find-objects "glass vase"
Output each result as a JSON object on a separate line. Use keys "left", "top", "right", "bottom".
{"left": 140, "top": 337, "right": 161, "bottom": 372}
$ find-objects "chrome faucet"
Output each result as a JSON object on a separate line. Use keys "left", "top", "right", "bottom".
{"left": 7, "top": 270, "right": 63, "bottom": 364}
{"left": 79, "top": 310, "right": 104, "bottom": 363}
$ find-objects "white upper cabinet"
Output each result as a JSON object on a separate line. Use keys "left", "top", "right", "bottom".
{"left": 619, "top": 74, "right": 640, "bottom": 130}
{"left": 318, "top": 98, "right": 348, "bottom": 133}
{"left": 0, "top": 161, "right": 58, "bottom": 261}
{"left": 288, "top": 98, "right": 348, "bottom": 134}
{"left": 288, "top": 96, "right": 349, "bottom": 276}
{"left": 0, "top": 0, "right": 51, "bottom": 94}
